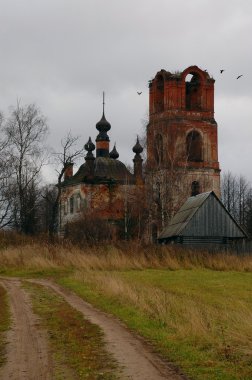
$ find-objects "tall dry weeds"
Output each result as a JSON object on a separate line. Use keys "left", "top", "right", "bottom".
{"left": 0, "top": 240, "right": 252, "bottom": 272}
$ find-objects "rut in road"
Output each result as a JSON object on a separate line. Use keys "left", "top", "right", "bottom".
{"left": 0, "top": 278, "right": 53, "bottom": 380}
{"left": 31, "top": 278, "right": 187, "bottom": 380}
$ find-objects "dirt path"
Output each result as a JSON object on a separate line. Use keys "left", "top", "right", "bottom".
{"left": 31, "top": 278, "right": 187, "bottom": 380}
{"left": 0, "top": 277, "right": 187, "bottom": 379}
{"left": 0, "top": 278, "right": 53, "bottom": 380}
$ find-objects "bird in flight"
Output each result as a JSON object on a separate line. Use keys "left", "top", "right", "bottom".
{"left": 137, "top": 91, "right": 142, "bottom": 95}
{"left": 236, "top": 75, "right": 243, "bottom": 79}
{"left": 220, "top": 69, "right": 225, "bottom": 73}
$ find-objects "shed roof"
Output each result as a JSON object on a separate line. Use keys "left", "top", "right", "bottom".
{"left": 158, "top": 191, "right": 248, "bottom": 240}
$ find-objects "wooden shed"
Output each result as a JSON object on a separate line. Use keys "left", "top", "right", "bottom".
{"left": 158, "top": 191, "right": 248, "bottom": 245}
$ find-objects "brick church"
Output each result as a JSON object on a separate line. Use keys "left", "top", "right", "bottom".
{"left": 59, "top": 66, "right": 220, "bottom": 241}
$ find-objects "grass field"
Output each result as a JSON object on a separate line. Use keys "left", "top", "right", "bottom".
{"left": 59, "top": 269, "right": 252, "bottom": 380}
{"left": 0, "top": 237, "right": 252, "bottom": 379}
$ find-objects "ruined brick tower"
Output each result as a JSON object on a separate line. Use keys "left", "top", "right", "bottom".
{"left": 146, "top": 66, "right": 220, "bottom": 238}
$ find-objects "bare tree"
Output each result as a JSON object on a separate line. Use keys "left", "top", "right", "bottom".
{"left": 4, "top": 101, "right": 48, "bottom": 234}
{"left": 221, "top": 171, "right": 252, "bottom": 232}
{"left": 0, "top": 113, "right": 14, "bottom": 228}
{"left": 36, "top": 184, "right": 58, "bottom": 233}
{"left": 50, "top": 132, "right": 85, "bottom": 234}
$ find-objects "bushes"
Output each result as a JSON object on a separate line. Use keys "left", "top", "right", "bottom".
{"left": 64, "top": 211, "right": 115, "bottom": 246}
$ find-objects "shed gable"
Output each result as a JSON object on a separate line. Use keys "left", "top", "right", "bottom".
{"left": 182, "top": 194, "right": 245, "bottom": 238}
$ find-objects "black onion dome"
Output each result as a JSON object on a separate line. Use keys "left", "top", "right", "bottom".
{"left": 84, "top": 137, "right": 95, "bottom": 152}
{"left": 109, "top": 144, "right": 119, "bottom": 159}
{"left": 96, "top": 112, "right": 111, "bottom": 133}
{"left": 133, "top": 137, "right": 143, "bottom": 154}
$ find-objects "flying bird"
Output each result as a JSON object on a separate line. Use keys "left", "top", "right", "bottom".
{"left": 220, "top": 69, "right": 225, "bottom": 73}
{"left": 236, "top": 75, "right": 243, "bottom": 79}
{"left": 137, "top": 91, "right": 142, "bottom": 95}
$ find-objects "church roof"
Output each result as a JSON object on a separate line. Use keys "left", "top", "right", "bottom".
{"left": 62, "top": 156, "right": 134, "bottom": 186}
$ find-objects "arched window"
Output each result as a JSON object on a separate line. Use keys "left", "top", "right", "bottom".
{"left": 154, "top": 134, "right": 163, "bottom": 165}
{"left": 185, "top": 73, "right": 202, "bottom": 110}
{"left": 156, "top": 75, "right": 164, "bottom": 112}
{"left": 70, "top": 196, "right": 74, "bottom": 214}
{"left": 186, "top": 131, "right": 203, "bottom": 162}
{"left": 76, "top": 194, "right": 81, "bottom": 212}
{"left": 191, "top": 181, "right": 200, "bottom": 196}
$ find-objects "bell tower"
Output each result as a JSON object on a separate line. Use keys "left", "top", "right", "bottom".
{"left": 146, "top": 66, "right": 220, "bottom": 232}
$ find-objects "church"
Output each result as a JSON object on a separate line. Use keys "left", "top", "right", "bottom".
{"left": 59, "top": 65, "right": 220, "bottom": 241}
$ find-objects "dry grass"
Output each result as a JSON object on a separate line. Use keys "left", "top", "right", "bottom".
{"left": 73, "top": 270, "right": 252, "bottom": 353}
{"left": 1, "top": 232, "right": 252, "bottom": 379}
{"left": 65, "top": 269, "right": 252, "bottom": 379}
{"left": 0, "top": 239, "right": 252, "bottom": 272}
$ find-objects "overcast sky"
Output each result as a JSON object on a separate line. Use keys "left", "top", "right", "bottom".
{"left": 0, "top": 0, "right": 251, "bottom": 182}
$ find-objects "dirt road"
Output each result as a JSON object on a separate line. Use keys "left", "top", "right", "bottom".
{"left": 0, "top": 277, "right": 187, "bottom": 380}
{"left": 0, "top": 278, "right": 52, "bottom": 380}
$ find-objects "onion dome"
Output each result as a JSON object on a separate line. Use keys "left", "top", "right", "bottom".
{"left": 85, "top": 137, "right": 95, "bottom": 160}
{"left": 85, "top": 137, "right": 95, "bottom": 152}
{"left": 96, "top": 93, "right": 111, "bottom": 157}
{"left": 96, "top": 113, "right": 111, "bottom": 134}
{"left": 109, "top": 144, "right": 119, "bottom": 159}
{"left": 96, "top": 92, "right": 111, "bottom": 140}
{"left": 132, "top": 136, "right": 143, "bottom": 155}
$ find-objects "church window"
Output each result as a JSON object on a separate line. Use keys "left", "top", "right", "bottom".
{"left": 76, "top": 194, "right": 81, "bottom": 212}
{"left": 186, "top": 131, "right": 203, "bottom": 162}
{"left": 191, "top": 181, "right": 200, "bottom": 196}
{"left": 70, "top": 196, "right": 74, "bottom": 214}
{"left": 64, "top": 201, "right": 68, "bottom": 215}
{"left": 154, "top": 134, "right": 163, "bottom": 165}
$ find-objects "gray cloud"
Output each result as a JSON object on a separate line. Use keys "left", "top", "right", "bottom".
{"left": 0, "top": 0, "right": 251, "bottom": 182}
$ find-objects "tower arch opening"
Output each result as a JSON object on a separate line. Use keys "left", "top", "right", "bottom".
{"left": 156, "top": 75, "right": 164, "bottom": 112}
{"left": 185, "top": 72, "right": 202, "bottom": 110}
{"left": 186, "top": 130, "right": 203, "bottom": 162}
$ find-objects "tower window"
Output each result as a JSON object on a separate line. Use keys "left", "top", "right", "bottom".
{"left": 186, "top": 131, "right": 203, "bottom": 162}
{"left": 191, "top": 181, "right": 200, "bottom": 196}
{"left": 154, "top": 134, "right": 163, "bottom": 165}
{"left": 156, "top": 75, "right": 164, "bottom": 112}
{"left": 185, "top": 72, "right": 202, "bottom": 110}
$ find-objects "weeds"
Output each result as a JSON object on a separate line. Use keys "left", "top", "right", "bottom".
{"left": 0, "top": 238, "right": 252, "bottom": 272}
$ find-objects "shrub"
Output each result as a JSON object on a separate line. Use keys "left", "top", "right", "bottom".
{"left": 64, "top": 211, "right": 115, "bottom": 246}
